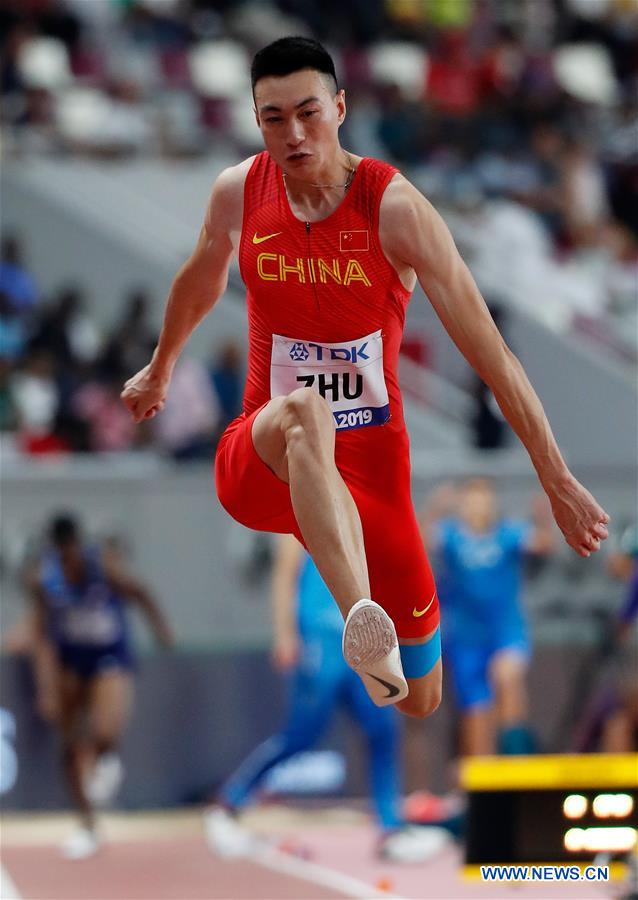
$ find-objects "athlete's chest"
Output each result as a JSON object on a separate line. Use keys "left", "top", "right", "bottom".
{"left": 243, "top": 204, "right": 376, "bottom": 297}
{"left": 46, "top": 576, "right": 110, "bottom": 610}
{"left": 454, "top": 535, "right": 507, "bottom": 572}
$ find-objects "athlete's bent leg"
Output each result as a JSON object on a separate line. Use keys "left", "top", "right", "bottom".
{"left": 396, "top": 660, "right": 442, "bottom": 719}
{"left": 84, "top": 670, "right": 133, "bottom": 806}
{"left": 252, "top": 389, "right": 369, "bottom": 618}
{"left": 88, "top": 669, "right": 133, "bottom": 755}
{"left": 395, "top": 629, "right": 443, "bottom": 719}
{"left": 253, "top": 391, "right": 408, "bottom": 706}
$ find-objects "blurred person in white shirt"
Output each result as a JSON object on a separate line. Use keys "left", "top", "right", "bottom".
{"left": 155, "top": 356, "right": 220, "bottom": 460}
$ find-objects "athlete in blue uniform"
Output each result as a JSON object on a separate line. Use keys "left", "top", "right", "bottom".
{"left": 206, "top": 534, "right": 449, "bottom": 862}
{"left": 600, "top": 523, "right": 638, "bottom": 752}
{"left": 421, "top": 479, "right": 555, "bottom": 756}
{"left": 27, "top": 514, "right": 172, "bottom": 859}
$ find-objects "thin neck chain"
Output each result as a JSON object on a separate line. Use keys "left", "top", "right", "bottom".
{"left": 283, "top": 152, "right": 355, "bottom": 189}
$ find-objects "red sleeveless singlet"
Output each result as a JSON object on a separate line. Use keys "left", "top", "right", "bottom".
{"left": 238, "top": 151, "right": 412, "bottom": 436}
{"left": 216, "top": 151, "right": 440, "bottom": 641}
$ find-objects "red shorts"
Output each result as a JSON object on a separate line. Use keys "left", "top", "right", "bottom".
{"left": 215, "top": 406, "right": 440, "bottom": 641}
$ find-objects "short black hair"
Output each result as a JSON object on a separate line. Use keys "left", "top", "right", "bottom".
{"left": 49, "top": 513, "right": 80, "bottom": 547}
{"left": 251, "top": 36, "right": 338, "bottom": 94}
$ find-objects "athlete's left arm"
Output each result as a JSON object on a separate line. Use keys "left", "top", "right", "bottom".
{"left": 102, "top": 548, "right": 174, "bottom": 648}
{"left": 379, "top": 177, "right": 610, "bottom": 558}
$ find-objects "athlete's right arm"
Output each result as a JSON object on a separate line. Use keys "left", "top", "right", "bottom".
{"left": 121, "top": 163, "right": 247, "bottom": 423}
{"left": 27, "top": 574, "right": 60, "bottom": 723}
{"left": 271, "top": 535, "right": 303, "bottom": 671}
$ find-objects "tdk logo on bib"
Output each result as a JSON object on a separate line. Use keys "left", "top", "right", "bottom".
{"left": 289, "top": 342, "right": 309, "bottom": 362}
{"left": 294, "top": 342, "right": 371, "bottom": 364}
{"left": 271, "top": 330, "right": 390, "bottom": 431}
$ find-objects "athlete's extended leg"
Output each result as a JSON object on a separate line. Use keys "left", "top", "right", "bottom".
{"left": 58, "top": 668, "right": 92, "bottom": 829}
{"left": 57, "top": 668, "right": 104, "bottom": 859}
{"left": 346, "top": 669, "right": 402, "bottom": 830}
{"left": 490, "top": 649, "right": 535, "bottom": 754}
{"left": 219, "top": 636, "right": 341, "bottom": 809}
{"left": 252, "top": 389, "right": 369, "bottom": 617}
{"left": 207, "top": 637, "right": 342, "bottom": 856}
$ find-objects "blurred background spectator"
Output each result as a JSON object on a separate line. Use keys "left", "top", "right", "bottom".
{"left": 0, "top": 235, "right": 39, "bottom": 313}
{"left": 209, "top": 339, "right": 244, "bottom": 431}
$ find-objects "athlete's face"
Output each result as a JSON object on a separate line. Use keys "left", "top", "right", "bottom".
{"left": 59, "top": 540, "right": 84, "bottom": 578}
{"left": 253, "top": 68, "right": 346, "bottom": 177}
{"left": 459, "top": 480, "right": 498, "bottom": 532}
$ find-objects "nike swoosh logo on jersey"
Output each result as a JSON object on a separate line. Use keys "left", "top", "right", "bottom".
{"left": 413, "top": 591, "right": 437, "bottom": 618}
{"left": 366, "top": 672, "right": 401, "bottom": 699}
{"left": 252, "top": 231, "right": 282, "bottom": 244}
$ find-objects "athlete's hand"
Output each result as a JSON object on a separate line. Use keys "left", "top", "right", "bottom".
{"left": 545, "top": 475, "right": 610, "bottom": 557}
{"left": 272, "top": 633, "right": 300, "bottom": 671}
{"left": 121, "top": 364, "right": 169, "bottom": 423}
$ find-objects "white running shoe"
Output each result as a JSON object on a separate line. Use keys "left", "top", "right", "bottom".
{"left": 204, "top": 806, "right": 259, "bottom": 859}
{"left": 342, "top": 599, "right": 408, "bottom": 706}
{"left": 378, "top": 825, "right": 451, "bottom": 864}
{"left": 85, "top": 753, "right": 123, "bottom": 807}
{"left": 61, "top": 826, "right": 101, "bottom": 861}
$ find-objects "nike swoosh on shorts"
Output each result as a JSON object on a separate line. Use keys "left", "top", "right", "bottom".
{"left": 413, "top": 591, "right": 437, "bottom": 618}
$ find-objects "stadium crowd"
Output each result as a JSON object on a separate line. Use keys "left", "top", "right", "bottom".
{"left": 0, "top": 233, "right": 243, "bottom": 457}
{"left": 2, "top": 0, "right": 637, "bottom": 454}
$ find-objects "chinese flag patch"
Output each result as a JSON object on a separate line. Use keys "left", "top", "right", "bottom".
{"left": 340, "top": 230, "right": 369, "bottom": 252}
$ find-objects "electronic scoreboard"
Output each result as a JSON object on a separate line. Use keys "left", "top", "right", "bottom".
{"left": 461, "top": 754, "right": 638, "bottom": 879}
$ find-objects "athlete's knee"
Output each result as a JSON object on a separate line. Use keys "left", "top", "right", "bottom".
{"left": 281, "top": 389, "right": 334, "bottom": 445}
{"left": 93, "top": 734, "right": 117, "bottom": 756}
{"left": 396, "top": 681, "right": 442, "bottom": 720}
{"left": 490, "top": 652, "right": 527, "bottom": 688}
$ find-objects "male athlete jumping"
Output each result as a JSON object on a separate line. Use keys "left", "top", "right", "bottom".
{"left": 122, "top": 37, "right": 610, "bottom": 718}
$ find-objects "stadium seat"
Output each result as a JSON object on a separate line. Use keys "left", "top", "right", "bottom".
{"left": 553, "top": 44, "right": 619, "bottom": 106}
{"left": 17, "top": 37, "right": 72, "bottom": 90}
{"left": 189, "top": 41, "right": 250, "bottom": 100}
{"left": 368, "top": 42, "right": 428, "bottom": 101}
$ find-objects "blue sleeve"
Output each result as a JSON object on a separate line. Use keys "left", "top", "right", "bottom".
{"left": 501, "top": 521, "right": 533, "bottom": 555}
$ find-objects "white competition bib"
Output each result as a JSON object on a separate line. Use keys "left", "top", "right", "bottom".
{"left": 62, "top": 606, "right": 120, "bottom": 644}
{"left": 270, "top": 330, "right": 390, "bottom": 431}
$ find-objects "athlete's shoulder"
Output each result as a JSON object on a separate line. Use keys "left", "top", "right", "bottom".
{"left": 212, "top": 156, "right": 257, "bottom": 205}
{"left": 205, "top": 156, "right": 258, "bottom": 235}
{"left": 379, "top": 170, "right": 426, "bottom": 216}
{"left": 379, "top": 170, "right": 447, "bottom": 267}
